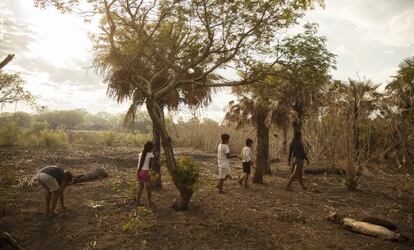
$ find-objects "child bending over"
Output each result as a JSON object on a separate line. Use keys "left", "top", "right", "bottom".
{"left": 36, "top": 165, "right": 73, "bottom": 216}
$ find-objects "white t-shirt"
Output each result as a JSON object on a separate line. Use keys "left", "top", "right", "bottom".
{"left": 137, "top": 152, "right": 154, "bottom": 171}
{"left": 241, "top": 146, "right": 253, "bottom": 162}
{"left": 217, "top": 143, "right": 230, "bottom": 168}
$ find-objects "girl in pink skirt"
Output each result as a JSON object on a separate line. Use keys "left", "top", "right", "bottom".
{"left": 136, "top": 141, "right": 154, "bottom": 206}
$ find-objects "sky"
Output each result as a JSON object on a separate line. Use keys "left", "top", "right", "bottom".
{"left": 1, "top": 0, "right": 413, "bottom": 121}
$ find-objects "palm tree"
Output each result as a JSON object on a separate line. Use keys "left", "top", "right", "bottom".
{"left": 224, "top": 82, "right": 287, "bottom": 183}
{"left": 386, "top": 56, "right": 414, "bottom": 120}
{"left": 96, "top": 46, "right": 218, "bottom": 189}
{"left": 339, "top": 79, "right": 381, "bottom": 153}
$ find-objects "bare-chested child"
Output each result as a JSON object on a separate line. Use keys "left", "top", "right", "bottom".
{"left": 216, "top": 134, "right": 237, "bottom": 194}
{"left": 286, "top": 132, "right": 310, "bottom": 191}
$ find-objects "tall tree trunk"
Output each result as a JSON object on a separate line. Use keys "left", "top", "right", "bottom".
{"left": 151, "top": 105, "right": 164, "bottom": 189}
{"left": 146, "top": 99, "right": 192, "bottom": 210}
{"left": 253, "top": 109, "right": 270, "bottom": 183}
{"left": 292, "top": 106, "right": 304, "bottom": 136}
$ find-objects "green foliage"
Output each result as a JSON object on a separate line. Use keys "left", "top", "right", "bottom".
{"left": 132, "top": 133, "right": 151, "bottom": 146}
{"left": 136, "top": 206, "right": 153, "bottom": 217}
{"left": 149, "top": 171, "right": 160, "bottom": 184}
{"left": 0, "top": 122, "right": 21, "bottom": 146}
{"left": 36, "top": 109, "right": 85, "bottom": 130}
{"left": 122, "top": 207, "right": 154, "bottom": 232}
{"left": 386, "top": 56, "right": 414, "bottom": 120}
{"left": 0, "top": 72, "right": 35, "bottom": 106}
{"left": 122, "top": 218, "right": 141, "bottom": 232}
{"left": 0, "top": 112, "right": 32, "bottom": 128}
{"left": 176, "top": 156, "right": 199, "bottom": 192}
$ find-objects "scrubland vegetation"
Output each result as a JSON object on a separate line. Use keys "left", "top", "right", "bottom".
{"left": 1, "top": 0, "right": 413, "bottom": 249}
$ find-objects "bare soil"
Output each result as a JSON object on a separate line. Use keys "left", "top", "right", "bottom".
{"left": 1, "top": 145, "right": 413, "bottom": 249}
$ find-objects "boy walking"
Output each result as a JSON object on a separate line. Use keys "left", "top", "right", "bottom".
{"left": 286, "top": 132, "right": 309, "bottom": 191}
{"left": 217, "top": 133, "right": 236, "bottom": 194}
{"left": 239, "top": 139, "right": 253, "bottom": 188}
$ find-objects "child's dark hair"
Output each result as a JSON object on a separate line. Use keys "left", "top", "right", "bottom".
{"left": 139, "top": 141, "right": 154, "bottom": 169}
{"left": 221, "top": 133, "right": 230, "bottom": 142}
{"left": 65, "top": 171, "right": 74, "bottom": 183}
{"left": 245, "top": 138, "right": 253, "bottom": 146}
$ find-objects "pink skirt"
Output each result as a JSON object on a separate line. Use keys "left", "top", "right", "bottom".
{"left": 137, "top": 170, "right": 150, "bottom": 183}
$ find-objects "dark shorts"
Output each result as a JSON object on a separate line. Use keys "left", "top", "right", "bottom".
{"left": 242, "top": 162, "right": 251, "bottom": 174}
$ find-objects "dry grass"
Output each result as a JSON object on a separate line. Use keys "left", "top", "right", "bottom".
{"left": 169, "top": 120, "right": 283, "bottom": 158}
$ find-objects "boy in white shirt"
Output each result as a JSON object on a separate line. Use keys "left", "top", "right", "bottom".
{"left": 239, "top": 138, "right": 253, "bottom": 188}
{"left": 217, "top": 133, "right": 237, "bottom": 194}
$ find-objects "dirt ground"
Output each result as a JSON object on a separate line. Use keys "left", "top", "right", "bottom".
{"left": 1, "top": 145, "right": 413, "bottom": 250}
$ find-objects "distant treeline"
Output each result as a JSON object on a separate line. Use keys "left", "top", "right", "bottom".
{"left": 0, "top": 110, "right": 153, "bottom": 133}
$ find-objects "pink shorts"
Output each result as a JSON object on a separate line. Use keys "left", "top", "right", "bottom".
{"left": 137, "top": 170, "right": 150, "bottom": 183}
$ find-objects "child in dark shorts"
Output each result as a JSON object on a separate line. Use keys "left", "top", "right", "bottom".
{"left": 239, "top": 139, "right": 253, "bottom": 188}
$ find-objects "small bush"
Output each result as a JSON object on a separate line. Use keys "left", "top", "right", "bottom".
{"left": 25, "top": 134, "right": 42, "bottom": 147}
{"left": 122, "top": 207, "right": 154, "bottom": 232}
{"left": 0, "top": 122, "right": 21, "bottom": 146}
{"left": 38, "top": 130, "right": 68, "bottom": 147}
{"left": 176, "top": 156, "right": 199, "bottom": 192}
{"left": 103, "top": 131, "right": 116, "bottom": 146}
{"left": 149, "top": 171, "right": 160, "bottom": 183}
{"left": 122, "top": 218, "right": 141, "bottom": 232}
{"left": 29, "top": 121, "right": 49, "bottom": 135}
{"left": 133, "top": 133, "right": 151, "bottom": 146}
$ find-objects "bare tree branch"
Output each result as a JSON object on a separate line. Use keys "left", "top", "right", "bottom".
{"left": 0, "top": 54, "right": 14, "bottom": 70}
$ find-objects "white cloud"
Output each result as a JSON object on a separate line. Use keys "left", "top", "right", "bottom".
{"left": 333, "top": 45, "right": 350, "bottom": 55}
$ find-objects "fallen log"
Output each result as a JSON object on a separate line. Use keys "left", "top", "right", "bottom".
{"left": 361, "top": 217, "right": 397, "bottom": 231}
{"left": 342, "top": 218, "right": 407, "bottom": 241}
{"left": 327, "top": 212, "right": 408, "bottom": 242}
{"left": 72, "top": 168, "right": 108, "bottom": 184}
{"left": 0, "top": 231, "right": 23, "bottom": 250}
